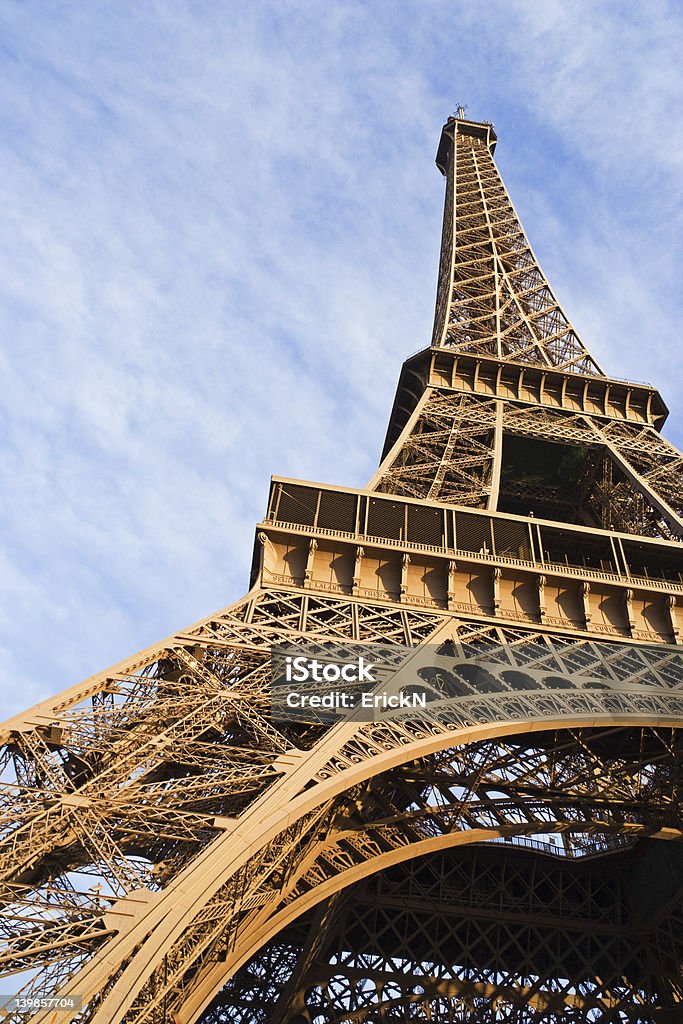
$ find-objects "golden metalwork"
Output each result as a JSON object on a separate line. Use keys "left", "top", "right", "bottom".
{"left": 2, "top": 113, "right": 683, "bottom": 1023}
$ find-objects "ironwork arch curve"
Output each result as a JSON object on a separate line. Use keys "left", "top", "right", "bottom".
{"left": 50, "top": 704, "right": 683, "bottom": 1024}
{"left": 187, "top": 719, "right": 683, "bottom": 1024}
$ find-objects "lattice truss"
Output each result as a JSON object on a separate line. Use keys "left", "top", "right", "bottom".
{"left": 3, "top": 114, "right": 683, "bottom": 1024}
{"left": 3, "top": 587, "right": 683, "bottom": 1023}
{"left": 374, "top": 391, "right": 683, "bottom": 538}
{"left": 374, "top": 392, "right": 498, "bottom": 505}
{"left": 209, "top": 844, "right": 683, "bottom": 1024}
{"left": 431, "top": 125, "right": 603, "bottom": 376}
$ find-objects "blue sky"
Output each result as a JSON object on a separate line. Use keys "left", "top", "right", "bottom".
{"left": 1, "top": 1, "right": 681, "bottom": 719}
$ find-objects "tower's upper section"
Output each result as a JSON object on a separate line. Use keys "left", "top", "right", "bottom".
{"left": 431, "top": 114, "right": 605, "bottom": 376}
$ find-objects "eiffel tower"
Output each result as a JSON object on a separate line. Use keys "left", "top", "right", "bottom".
{"left": 3, "top": 112, "right": 683, "bottom": 1024}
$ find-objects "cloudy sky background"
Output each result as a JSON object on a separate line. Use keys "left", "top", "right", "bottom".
{"left": 1, "top": 1, "right": 681, "bottom": 719}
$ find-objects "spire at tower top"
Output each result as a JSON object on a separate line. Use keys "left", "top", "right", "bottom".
{"left": 432, "top": 112, "right": 603, "bottom": 375}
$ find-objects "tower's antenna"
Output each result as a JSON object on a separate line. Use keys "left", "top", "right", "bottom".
{"left": 454, "top": 103, "right": 468, "bottom": 119}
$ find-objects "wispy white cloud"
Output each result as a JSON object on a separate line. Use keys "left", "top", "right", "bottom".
{"left": 0, "top": 1, "right": 681, "bottom": 718}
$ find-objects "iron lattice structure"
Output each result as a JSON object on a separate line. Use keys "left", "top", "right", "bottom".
{"left": 2, "top": 114, "right": 683, "bottom": 1023}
